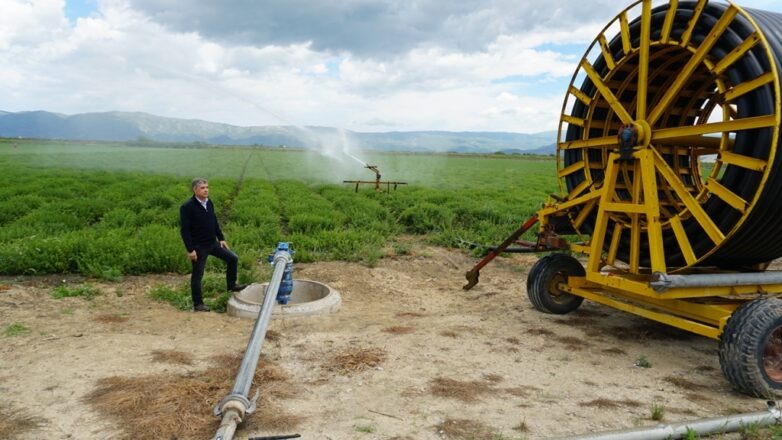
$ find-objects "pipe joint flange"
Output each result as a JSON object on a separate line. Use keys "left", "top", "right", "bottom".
{"left": 214, "top": 393, "right": 255, "bottom": 417}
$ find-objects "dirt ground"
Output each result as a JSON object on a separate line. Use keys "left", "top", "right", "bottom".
{"left": 0, "top": 243, "right": 769, "bottom": 440}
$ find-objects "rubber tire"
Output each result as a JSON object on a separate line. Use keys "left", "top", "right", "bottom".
{"left": 719, "top": 297, "right": 782, "bottom": 398}
{"left": 526, "top": 254, "right": 554, "bottom": 293}
{"left": 527, "top": 254, "right": 585, "bottom": 314}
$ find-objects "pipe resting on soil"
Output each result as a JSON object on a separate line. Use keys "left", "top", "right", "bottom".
{"left": 548, "top": 401, "right": 782, "bottom": 440}
{"left": 213, "top": 246, "right": 292, "bottom": 440}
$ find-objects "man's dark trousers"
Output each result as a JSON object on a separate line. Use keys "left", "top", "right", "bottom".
{"left": 191, "top": 241, "right": 239, "bottom": 306}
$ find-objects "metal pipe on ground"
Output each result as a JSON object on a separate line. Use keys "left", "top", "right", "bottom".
{"left": 213, "top": 243, "right": 293, "bottom": 440}
{"left": 547, "top": 401, "right": 782, "bottom": 440}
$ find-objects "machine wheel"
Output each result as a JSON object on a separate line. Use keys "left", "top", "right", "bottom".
{"left": 526, "top": 253, "right": 554, "bottom": 293}
{"left": 719, "top": 297, "right": 782, "bottom": 398}
{"left": 527, "top": 254, "right": 585, "bottom": 314}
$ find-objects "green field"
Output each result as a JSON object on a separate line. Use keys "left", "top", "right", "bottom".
{"left": 0, "top": 138, "right": 558, "bottom": 280}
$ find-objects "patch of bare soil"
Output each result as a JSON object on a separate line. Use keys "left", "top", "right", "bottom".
{"left": 0, "top": 245, "right": 766, "bottom": 439}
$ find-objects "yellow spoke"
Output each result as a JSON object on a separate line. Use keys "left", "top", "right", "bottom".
{"left": 562, "top": 114, "right": 585, "bottom": 127}
{"left": 680, "top": 0, "right": 707, "bottom": 48}
{"left": 669, "top": 215, "right": 697, "bottom": 266}
{"left": 648, "top": 6, "right": 738, "bottom": 126}
{"left": 559, "top": 135, "right": 619, "bottom": 150}
{"left": 654, "top": 135, "right": 727, "bottom": 150}
{"left": 720, "top": 151, "right": 767, "bottom": 172}
{"left": 619, "top": 12, "right": 632, "bottom": 54}
{"left": 653, "top": 149, "right": 725, "bottom": 244}
{"left": 713, "top": 33, "right": 760, "bottom": 75}
{"left": 724, "top": 72, "right": 775, "bottom": 102}
{"left": 599, "top": 34, "right": 616, "bottom": 70}
{"left": 705, "top": 179, "right": 748, "bottom": 213}
{"left": 568, "top": 85, "right": 592, "bottom": 106}
{"left": 574, "top": 198, "right": 598, "bottom": 229}
{"left": 581, "top": 59, "right": 634, "bottom": 124}
{"left": 638, "top": 0, "right": 652, "bottom": 119}
{"left": 652, "top": 115, "right": 776, "bottom": 140}
{"left": 568, "top": 179, "right": 592, "bottom": 200}
{"left": 558, "top": 161, "right": 586, "bottom": 178}
{"left": 661, "top": 0, "right": 679, "bottom": 44}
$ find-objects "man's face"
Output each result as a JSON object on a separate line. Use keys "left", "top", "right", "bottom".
{"left": 194, "top": 182, "right": 209, "bottom": 200}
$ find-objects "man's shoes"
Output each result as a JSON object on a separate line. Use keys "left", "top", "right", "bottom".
{"left": 229, "top": 284, "right": 249, "bottom": 292}
{"left": 194, "top": 304, "right": 210, "bottom": 312}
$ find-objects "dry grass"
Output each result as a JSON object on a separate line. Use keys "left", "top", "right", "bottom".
{"left": 395, "top": 311, "right": 427, "bottom": 318}
{"left": 583, "top": 398, "right": 642, "bottom": 409}
{"left": 84, "top": 353, "right": 301, "bottom": 439}
{"left": 685, "top": 392, "right": 713, "bottom": 403}
{"left": 322, "top": 347, "right": 386, "bottom": 373}
{"left": 93, "top": 313, "right": 128, "bottom": 324}
{"left": 150, "top": 349, "right": 193, "bottom": 365}
{"left": 601, "top": 347, "right": 627, "bottom": 355}
{"left": 611, "top": 323, "right": 693, "bottom": 341}
{"left": 554, "top": 316, "right": 597, "bottom": 327}
{"left": 664, "top": 376, "right": 707, "bottom": 391}
{"left": 527, "top": 327, "right": 555, "bottom": 336}
{"left": 434, "top": 417, "right": 496, "bottom": 439}
{"left": 503, "top": 385, "right": 539, "bottom": 397}
{"left": 429, "top": 377, "right": 497, "bottom": 403}
{"left": 693, "top": 365, "right": 716, "bottom": 373}
{"left": 552, "top": 335, "right": 589, "bottom": 351}
{"left": 265, "top": 329, "right": 282, "bottom": 341}
{"left": 482, "top": 373, "right": 504, "bottom": 383}
{"left": 382, "top": 326, "right": 415, "bottom": 335}
{"left": 468, "top": 291, "right": 499, "bottom": 300}
{"left": 0, "top": 404, "right": 43, "bottom": 439}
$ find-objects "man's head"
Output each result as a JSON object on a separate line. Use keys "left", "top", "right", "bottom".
{"left": 191, "top": 177, "right": 209, "bottom": 200}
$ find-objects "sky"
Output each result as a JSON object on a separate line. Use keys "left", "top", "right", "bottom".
{"left": 2, "top": 0, "right": 781, "bottom": 134}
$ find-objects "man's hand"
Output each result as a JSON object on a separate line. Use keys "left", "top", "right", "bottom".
{"left": 219, "top": 240, "right": 229, "bottom": 249}
{"left": 187, "top": 250, "right": 197, "bottom": 262}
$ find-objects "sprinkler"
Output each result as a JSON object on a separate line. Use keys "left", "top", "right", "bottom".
{"left": 343, "top": 164, "right": 407, "bottom": 192}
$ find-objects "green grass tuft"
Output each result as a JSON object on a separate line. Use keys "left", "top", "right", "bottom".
{"left": 51, "top": 283, "right": 101, "bottom": 300}
{"left": 4, "top": 322, "right": 30, "bottom": 337}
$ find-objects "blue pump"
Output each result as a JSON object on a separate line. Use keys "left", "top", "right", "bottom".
{"left": 268, "top": 242, "right": 294, "bottom": 304}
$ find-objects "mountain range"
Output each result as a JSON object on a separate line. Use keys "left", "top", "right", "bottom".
{"left": 0, "top": 110, "right": 557, "bottom": 155}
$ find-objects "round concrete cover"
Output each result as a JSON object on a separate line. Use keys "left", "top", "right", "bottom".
{"left": 227, "top": 279, "right": 341, "bottom": 319}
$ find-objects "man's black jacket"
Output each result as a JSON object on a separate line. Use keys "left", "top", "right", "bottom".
{"left": 179, "top": 196, "right": 225, "bottom": 252}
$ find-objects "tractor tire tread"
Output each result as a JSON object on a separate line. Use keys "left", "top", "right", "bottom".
{"left": 719, "top": 297, "right": 782, "bottom": 398}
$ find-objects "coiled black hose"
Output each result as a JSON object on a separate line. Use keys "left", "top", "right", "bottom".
{"left": 562, "top": 1, "right": 781, "bottom": 270}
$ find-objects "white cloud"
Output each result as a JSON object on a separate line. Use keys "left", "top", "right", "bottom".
{"left": 1, "top": 0, "right": 781, "bottom": 134}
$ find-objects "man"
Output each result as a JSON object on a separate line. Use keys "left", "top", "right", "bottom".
{"left": 179, "top": 177, "right": 246, "bottom": 312}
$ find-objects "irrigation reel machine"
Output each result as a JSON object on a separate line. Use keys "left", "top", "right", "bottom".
{"left": 465, "top": 0, "right": 782, "bottom": 398}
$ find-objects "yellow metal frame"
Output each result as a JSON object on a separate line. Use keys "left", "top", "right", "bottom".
{"left": 542, "top": 1, "right": 782, "bottom": 341}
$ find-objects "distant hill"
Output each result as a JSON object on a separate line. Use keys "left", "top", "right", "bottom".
{"left": 0, "top": 110, "right": 556, "bottom": 154}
